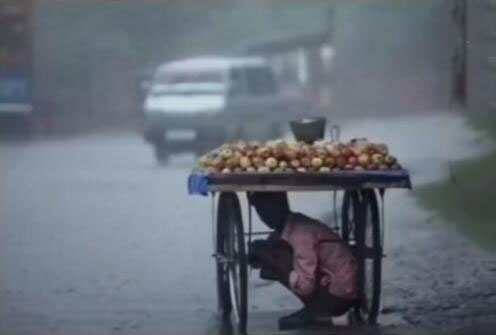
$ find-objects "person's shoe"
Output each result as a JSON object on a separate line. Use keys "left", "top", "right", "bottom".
{"left": 278, "top": 308, "right": 320, "bottom": 330}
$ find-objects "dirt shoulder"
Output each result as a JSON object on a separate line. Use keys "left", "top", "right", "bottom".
{"left": 376, "top": 112, "right": 496, "bottom": 329}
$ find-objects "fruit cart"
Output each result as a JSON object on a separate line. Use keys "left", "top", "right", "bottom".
{"left": 188, "top": 169, "right": 411, "bottom": 334}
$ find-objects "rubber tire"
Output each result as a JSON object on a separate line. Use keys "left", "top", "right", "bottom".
{"left": 353, "top": 190, "right": 382, "bottom": 325}
{"left": 216, "top": 194, "right": 232, "bottom": 317}
{"left": 341, "top": 191, "right": 360, "bottom": 243}
{"left": 153, "top": 143, "right": 169, "bottom": 165}
{"left": 217, "top": 193, "right": 248, "bottom": 334}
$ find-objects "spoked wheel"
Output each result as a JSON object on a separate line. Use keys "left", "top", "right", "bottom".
{"left": 216, "top": 192, "right": 248, "bottom": 334}
{"left": 341, "top": 191, "right": 360, "bottom": 243}
{"left": 216, "top": 194, "right": 232, "bottom": 318}
{"left": 342, "top": 190, "right": 382, "bottom": 325}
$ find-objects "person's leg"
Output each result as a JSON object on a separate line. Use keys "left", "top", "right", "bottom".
{"left": 279, "top": 287, "right": 352, "bottom": 330}
{"left": 256, "top": 244, "right": 318, "bottom": 330}
{"left": 249, "top": 238, "right": 293, "bottom": 283}
{"left": 249, "top": 240, "right": 345, "bottom": 330}
{"left": 304, "top": 285, "right": 354, "bottom": 317}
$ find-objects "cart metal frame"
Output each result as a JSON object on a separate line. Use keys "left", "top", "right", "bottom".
{"left": 190, "top": 170, "right": 411, "bottom": 334}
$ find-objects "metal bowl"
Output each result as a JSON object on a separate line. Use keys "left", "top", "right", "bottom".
{"left": 289, "top": 117, "right": 326, "bottom": 143}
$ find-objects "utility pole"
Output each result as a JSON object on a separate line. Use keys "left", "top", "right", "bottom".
{"left": 450, "top": 0, "right": 467, "bottom": 107}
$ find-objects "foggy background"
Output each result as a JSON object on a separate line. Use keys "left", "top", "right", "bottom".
{"left": 1, "top": 0, "right": 496, "bottom": 334}
{"left": 31, "top": 0, "right": 455, "bottom": 133}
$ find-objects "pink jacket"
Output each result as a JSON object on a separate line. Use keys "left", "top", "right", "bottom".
{"left": 281, "top": 213, "right": 357, "bottom": 300}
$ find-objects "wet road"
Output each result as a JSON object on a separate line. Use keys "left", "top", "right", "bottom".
{"left": 0, "top": 133, "right": 302, "bottom": 334}
{"left": 1, "top": 112, "right": 496, "bottom": 334}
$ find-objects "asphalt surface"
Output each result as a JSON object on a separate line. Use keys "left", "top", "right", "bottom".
{"left": 1, "top": 112, "right": 496, "bottom": 335}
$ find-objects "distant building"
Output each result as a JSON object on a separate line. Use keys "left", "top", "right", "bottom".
{"left": 0, "top": 0, "right": 34, "bottom": 134}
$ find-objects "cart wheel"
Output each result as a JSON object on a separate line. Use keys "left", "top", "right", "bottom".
{"left": 216, "top": 193, "right": 248, "bottom": 334}
{"left": 352, "top": 190, "right": 382, "bottom": 325}
{"left": 216, "top": 194, "right": 232, "bottom": 317}
{"left": 341, "top": 191, "right": 360, "bottom": 243}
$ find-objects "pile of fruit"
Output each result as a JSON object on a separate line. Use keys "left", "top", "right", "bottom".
{"left": 197, "top": 139, "right": 402, "bottom": 174}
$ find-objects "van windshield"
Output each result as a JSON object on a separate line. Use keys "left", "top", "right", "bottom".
{"left": 150, "top": 82, "right": 225, "bottom": 96}
{"left": 151, "top": 70, "right": 225, "bottom": 95}
{"left": 155, "top": 70, "right": 224, "bottom": 84}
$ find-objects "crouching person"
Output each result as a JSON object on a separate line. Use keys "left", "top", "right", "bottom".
{"left": 248, "top": 192, "right": 357, "bottom": 330}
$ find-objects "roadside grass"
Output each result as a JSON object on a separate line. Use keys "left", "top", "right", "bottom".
{"left": 466, "top": 113, "right": 496, "bottom": 141}
{"left": 414, "top": 113, "right": 496, "bottom": 251}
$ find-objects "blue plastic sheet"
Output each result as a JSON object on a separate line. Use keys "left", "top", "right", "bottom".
{"left": 188, "top": 173, "right": 209, "bottom": 196}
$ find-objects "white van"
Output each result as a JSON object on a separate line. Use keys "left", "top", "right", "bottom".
{"left": 143, "top": 56, "right": 288, "bottom": 163}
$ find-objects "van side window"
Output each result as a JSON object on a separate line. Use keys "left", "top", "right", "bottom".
{"left": 244, "top": 67, "right": 277, "bottom": 96}
{"left": 229, "top": 68, "right": 246, "bottom": 97}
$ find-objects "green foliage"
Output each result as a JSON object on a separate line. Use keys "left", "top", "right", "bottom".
{"left": 466, "top": 113, "right": 496, "bottom": 141}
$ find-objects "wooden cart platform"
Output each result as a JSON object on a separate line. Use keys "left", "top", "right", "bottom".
{"left": 189, "top": 170, "right": 411, "bottom": 194}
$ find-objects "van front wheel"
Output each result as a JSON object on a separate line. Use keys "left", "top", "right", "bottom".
{"left": 153, "top": 143, "right": 169, "bottom": 165}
